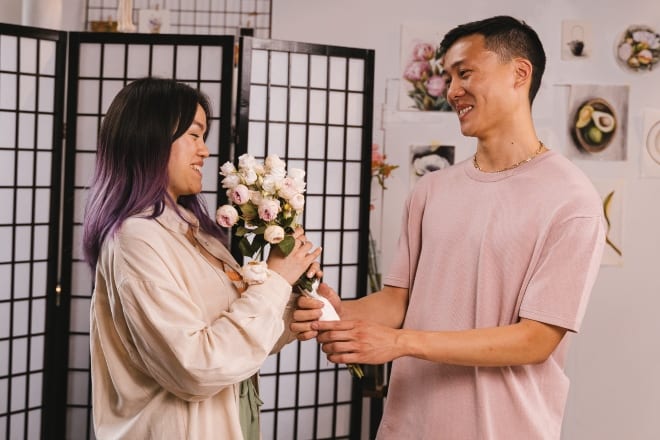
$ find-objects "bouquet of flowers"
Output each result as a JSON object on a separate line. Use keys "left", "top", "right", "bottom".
{"left": 215, "top": 153, "right": 364, "bottom": 378}
{"left": 402, "top": 42, "right": 453, "bottom": 111}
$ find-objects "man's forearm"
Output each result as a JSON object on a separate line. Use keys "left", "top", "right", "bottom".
{"left": 342, "top": 285, "right": 408, "bottom": 329}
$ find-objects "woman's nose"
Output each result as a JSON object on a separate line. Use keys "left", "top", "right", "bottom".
{"left": 199, "top": 141, "right": 210, "bottom": 157}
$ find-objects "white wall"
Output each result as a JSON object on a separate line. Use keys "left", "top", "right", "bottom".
{"left": 0, "top": 0, "right": 83, "bottom": 30}
{"left": 272, "top": 1, "right": 660, "bottom": 439}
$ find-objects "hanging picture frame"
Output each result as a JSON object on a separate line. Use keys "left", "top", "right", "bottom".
{"left": 138, "top": 8, "right": 170, "bottom": 34}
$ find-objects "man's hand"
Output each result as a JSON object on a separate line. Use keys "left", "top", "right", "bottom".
{"left": 312, "top": 319, "right": 402, "bottom": 366}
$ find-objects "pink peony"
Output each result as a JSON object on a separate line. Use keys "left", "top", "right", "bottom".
{"left": 216, "top": 205, "right": 239, "bottom": 228}
{"left": 425, "top": 75, "right": 447, "bottom": 97}
{"left": 403, "top": 61, "right": 431, "bottom": 82}
{"left": 229, "top": 184, "right": 250, "bottom": 205}
{"left": 412, "top": 42, "right": 435, "bottom": 61}
{"left": 258, "top": 198, "right": 280, "bottom": 222}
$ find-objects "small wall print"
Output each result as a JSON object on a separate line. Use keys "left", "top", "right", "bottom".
{"left": 138, "top": 9, "right": 170, "bottom": 34}
{"left": 566, "top": 84, "right": 629, "bottom": 161}
{"left": 615, "top": 25, "right": 660, "bottom": 73}
{"left": 409, "top": 144, "right": 455, "bottom": 186}
{"left": 641, "top": 108, "right": 660, "bottom": 178}
{"left": 561, "top": 20, "right": 592, "bottom": 60}
{"left": 592, "top": 179, "right": 624, "bottom": 267}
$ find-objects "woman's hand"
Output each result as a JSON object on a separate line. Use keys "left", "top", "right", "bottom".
{"left": 267, "top": 227, "right": 322, "bottom": 285}
{"left": 290, "top": 283, "right": 342, "bottom": 341}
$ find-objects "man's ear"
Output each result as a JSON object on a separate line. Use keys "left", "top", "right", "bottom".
{"left": 513, "top": 57, "right": 533, "bottom": 90}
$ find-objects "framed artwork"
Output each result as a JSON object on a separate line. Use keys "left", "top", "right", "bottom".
{"left": 641, "top": 108, "right": 660, "bottom": 177}
{"left": 566, "top": 84, "right": 629, "bottom": 161}
{"left": 138, "top": 8, "right": 170, "bottom": 34}
{"left": 561, "top": 20, "right": 592, "bottom": 60}
{"left": 592, "top": 179, "right": 624, "bottom": 266}
{"left": 399, "top": 23, "right": 452, "bottom": 112}
{"left": 409, "top": 144, "right": 455, "bottom": 186}
{"left": 614, "top": 25, "right": 660, "bottom": 73}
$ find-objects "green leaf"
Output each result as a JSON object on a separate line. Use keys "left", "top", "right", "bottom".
{"left": 253, "top": 225, "right": 266, "bottom": 235}
{"left": 235, "top": 226, "right": 248, "bottom": 237}
{"left": 278, "top": 235, "right": 295, "bottom": 256}
{"left": 238, "top": 237, "right": 253, "bottom": 257}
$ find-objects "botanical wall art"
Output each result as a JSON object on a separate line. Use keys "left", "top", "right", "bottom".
{"left": 641, "top": 108, "right": 660, "bottom": 178}
{"left": 561, "top": 20, "right": 592, "bottom": 60}
{"left": 592, "top": 179, "right": 624, "bottom": 267}
{"left": 409, "top": 144, "right": 455, "bottom": 186}
{"left": 615, "top": 25, "right": 660, "bottom": 73}
{"left": 138, "top": 8, "right": 170, "bottom": 34}
{"left": 566, "top": 84, "right": 629, "bottom": 161}
{"left": 399, "top": 24, "right": 452, "bottom": 112}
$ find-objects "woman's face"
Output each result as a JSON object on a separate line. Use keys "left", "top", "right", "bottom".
{"left": 166, "top": 104, "right": 209, "bottom": 200}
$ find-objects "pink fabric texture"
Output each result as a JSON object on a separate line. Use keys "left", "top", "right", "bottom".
{"left": 378, "top": 150, "right": 605, "bottom": 439}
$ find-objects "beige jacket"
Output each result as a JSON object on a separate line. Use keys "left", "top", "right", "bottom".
{"left": 90, "top": 205, "right": 294, "bottom": 439}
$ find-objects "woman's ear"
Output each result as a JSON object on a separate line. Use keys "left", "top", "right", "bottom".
{"left": 513, "top": 57, "right": 533, "bottom": 90}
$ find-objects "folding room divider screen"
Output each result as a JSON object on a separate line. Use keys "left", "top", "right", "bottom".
{"left": 0, "top": 23, "right": 66, "bottom": 440}
{"left": 236, "top": 37, "right": 375, "bottom": 440}
{"left": 0, "top": 22, "right": 375, "bottom": 440}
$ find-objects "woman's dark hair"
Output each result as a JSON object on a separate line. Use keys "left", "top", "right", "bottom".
{"left": 82, "top": 77, "right": 224, "bottom": 266}
{"left": 439, "top": 15, "right": 546, "bottom": 104}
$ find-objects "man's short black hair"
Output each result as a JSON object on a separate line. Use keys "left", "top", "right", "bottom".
{"left": 439, "top": 15, "right": 546, "bottom": 105}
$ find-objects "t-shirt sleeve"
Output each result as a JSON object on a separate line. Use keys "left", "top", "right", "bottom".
{"left": 383, "top": 182, "right": 430, "bottom": 290}
{"left": 382, "top": 195, "right": 413, "bottom": 289}
{"left": 519, "top": 215, "right": 605, "bottom": 332}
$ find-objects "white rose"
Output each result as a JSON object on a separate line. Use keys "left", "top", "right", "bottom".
{"left": 287, "top": 168, "right": 306, "bottom": 192}
{"left": 265, "top": 154, "right": 287, "bottom": 172}
{"left": 289, "top": 193, "right": 305, "bottom": 211}
{"left": 241, "top": 168, "right": 258, "bottom": 185}
{"left": 238, "top": 154, "right": 257, "bottom": 171}
{"left": 216, "top": 205, "right": 239, "bottom": 227}
{"left": 279, "top": 177, "right": 299, "bottom": 200}
{"left": 264, "top": 225, "right": 285, "bottom": 244}
{"left": 250, "top": 190, "right": 263, "bottom": 205}
{"left": 220, "top": 161, "right": 236, "bottom": 176}
{"left": 262, "top": 174, "right": 284, "bottom": 193}
{"left": 221, "top": 174, "right": 241, "bottom": 189}
{"left": 242, "top": 261, "right": 269, "bottom": 285}
{"left": 258, "top": 198, "right": 280, "bottom": 221}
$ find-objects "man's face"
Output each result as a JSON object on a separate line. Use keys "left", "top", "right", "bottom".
{"left": 442, "top": 34, "right": 518, "bottom": 139}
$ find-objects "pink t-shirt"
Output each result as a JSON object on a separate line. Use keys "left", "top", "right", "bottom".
{"left": 378, "top": 150, "right": 605, "bottom": 440}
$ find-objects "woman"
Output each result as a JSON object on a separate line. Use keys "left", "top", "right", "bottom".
{"left": 83, "top": 77, "right": 321, "bottom": 439}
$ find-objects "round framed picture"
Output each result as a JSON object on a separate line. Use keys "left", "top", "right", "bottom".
{"left": 615, "top": 25, "right": 660, "bottom": 72}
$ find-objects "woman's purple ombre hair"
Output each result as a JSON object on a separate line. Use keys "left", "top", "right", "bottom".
{"left": 82, "top": 77, "right": 225, "bottom": 266}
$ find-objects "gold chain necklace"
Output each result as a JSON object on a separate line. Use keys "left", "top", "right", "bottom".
{"left": 473, "top": 141, "right": 546, "bottom": 173}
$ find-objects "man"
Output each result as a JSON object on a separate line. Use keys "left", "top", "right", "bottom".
{"left": 293, "top": 15, "right": 605, "bottom": 439}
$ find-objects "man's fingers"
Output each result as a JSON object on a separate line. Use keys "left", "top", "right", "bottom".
{"left": 311, "top": 320, "right": 353, "bottom": 332}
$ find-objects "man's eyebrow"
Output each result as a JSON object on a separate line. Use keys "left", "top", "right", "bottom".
{"left": 445, "top": 59, "right": 465, "bottom": 71}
